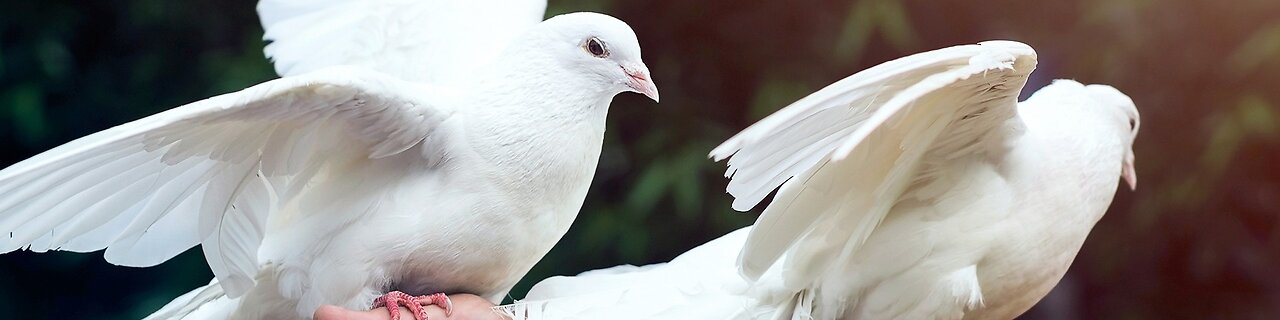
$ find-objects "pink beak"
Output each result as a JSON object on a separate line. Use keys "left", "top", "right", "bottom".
{"left": 623, "top": 64, "right": 659, "bottom": 103}
{"left": 1122, "top": 156, "right": 1137, "bottom": 191}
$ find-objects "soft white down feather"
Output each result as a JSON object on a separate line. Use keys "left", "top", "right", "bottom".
{"left": 0, "top": 3, "right": 659, "bottom": 319}
{"left": 496, "top": 40, "right": 1139, "bottom": 320}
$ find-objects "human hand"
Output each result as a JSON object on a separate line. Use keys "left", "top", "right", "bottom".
{"left": 313, "top": 294, "right": 509, "bottom": 320}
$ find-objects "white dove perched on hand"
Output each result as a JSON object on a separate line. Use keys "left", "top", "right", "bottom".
{"left": 495, "top": 40, "right": 1139, "bottom": 320}
{"left": 0, "top": 1, "right": 658, "bottom": 319}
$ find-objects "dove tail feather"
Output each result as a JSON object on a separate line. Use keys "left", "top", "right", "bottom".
{"left": 493, "top": 301, "right": 555, "bottom": 320}
{"left": 144, "top": 279, "right": 237, "bottom": 320}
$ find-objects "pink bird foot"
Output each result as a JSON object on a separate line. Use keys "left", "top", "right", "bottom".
{"left": 371, "top": 291, "right": 453, "bottom": 320}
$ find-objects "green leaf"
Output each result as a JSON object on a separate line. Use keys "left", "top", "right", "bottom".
{"left": 617, "top": 225, "right": 649, "bottom": 261}
{"left": 1196, "top": 94, "right": 1276, "bottom": 183}
{"left": 578, "top": 210, "right": 619, "bottom": 253}
{"left": 624, "top": 159, "right": 669, "bottom": 216}
{"left": 749, "top": 78, "right": 813, "bottom": 120}
{"left": 834, "top": 0, "right": 875, "bottom": 59}
{"left": 1228, "top": 22, "right": 1280, "bottom": 75}
{"left": 546, "top": 0, "right": 614, "bottom": 17}
{"left": 671, "top": 150, "right": 705, "bottom": 219}
{"left": 875, "top": 0, "right": 918, "bottom": 50}
{"left": 835, "top": 0, "right": 918, "bottom": 58}
{"left": 35, "top": 38, "right": 72, "bottom": 80}
{"left": 1235, "top": 94, "right": 1277, "bottom": 138}
{"left": 4, "top": 84, "right": 50, "bottom": 146}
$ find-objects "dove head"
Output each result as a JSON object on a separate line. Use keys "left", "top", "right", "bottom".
{"left": 1085, "top": 84, "right": 1140, "bottom": 191}
{"left": 499, "top": 12, "right": 658, "bottom": 104}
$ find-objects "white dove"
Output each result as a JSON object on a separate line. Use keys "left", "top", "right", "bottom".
{"left": 0, "top": 7, "right": 657, "bottom": 320}
{"left": 495, "top": 40, "right": 1139, "bottom": 320}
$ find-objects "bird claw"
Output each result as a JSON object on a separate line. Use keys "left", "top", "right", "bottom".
{"left": 371, "top": 291, "right": 453, "bottom": 320}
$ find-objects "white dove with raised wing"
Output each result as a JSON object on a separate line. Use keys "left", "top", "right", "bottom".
{"left": 0, "top": 5, "right": 658, "bottom": 320}
{"left": 496, "top": 41, "right": 1139, "bottom": 320}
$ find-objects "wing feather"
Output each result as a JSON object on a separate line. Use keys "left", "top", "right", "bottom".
{"left": 257, "top": 0, "right": 547, "bottom": 83}
{"left": 710, "top": 41, "right": 1037, "bottom": 284}
{"left": 0, "top": 66, "right": 455, "bottom": 297}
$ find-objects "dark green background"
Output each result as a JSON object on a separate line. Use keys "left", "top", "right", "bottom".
{"left": 2, "top": 0, "right": 1279, "bottom": 318}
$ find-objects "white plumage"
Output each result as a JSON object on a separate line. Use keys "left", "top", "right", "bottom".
{"left": 0, "top": 1, "right": 659, "bottom": 318}
{"left": 497, "top": 40, "right": 1139, "bottom": 320}
{"left": 258, "top": 0, "right": 547, "bottom": 84}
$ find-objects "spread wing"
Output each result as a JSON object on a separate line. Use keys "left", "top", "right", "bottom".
{"left": 0, "top": 66, "right": 456, "bottom": 297}
{"left": 709, "top": 41, "right": 1038, "bottom": 285}
{"left": 257, "top": 0, "right": 547, "bottom": 83}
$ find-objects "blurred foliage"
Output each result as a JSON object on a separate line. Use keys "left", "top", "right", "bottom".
{"left": 1, "top": 0, "right": 1279, "bottom": 319}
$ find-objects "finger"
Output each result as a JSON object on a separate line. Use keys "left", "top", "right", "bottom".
{"left": 314, "top": 305, "right": 392, "bottom": 320}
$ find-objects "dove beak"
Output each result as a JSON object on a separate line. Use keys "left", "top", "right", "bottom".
{"left": 1122, "top": 154, "right": 1137, "bottom": 191}
{"left": 623, "top": 63, "right": 659, "bottom": 103}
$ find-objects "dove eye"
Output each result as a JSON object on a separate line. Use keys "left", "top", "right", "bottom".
{"left": 585, "top": 37, "right": 608, "bottom": 58}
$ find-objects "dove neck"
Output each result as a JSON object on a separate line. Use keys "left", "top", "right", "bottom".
{"left": 461, "top": 54, "right": 613, "bottom": 207}
{"left": 455, "top": 46, "right": 615, "bottom": 210}
{"left": 1017, "top": 83, "right": 1130, "bottom": 217}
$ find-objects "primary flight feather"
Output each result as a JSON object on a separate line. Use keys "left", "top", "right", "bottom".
{"left": 0, "top": 2, "right": 658, "bottom": 319}
{"left": 497, "top": 40, "right": 1139, "bottom": 320}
